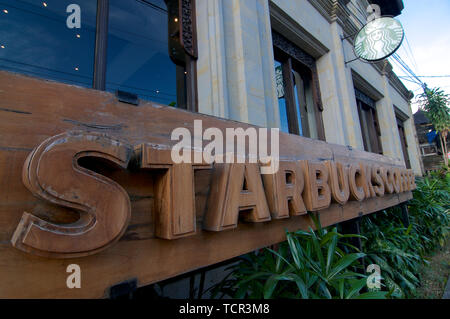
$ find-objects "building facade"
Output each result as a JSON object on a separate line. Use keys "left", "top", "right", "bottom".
{"left": 0, "top": 0, "right": 422, "bottom": 298}
{"left": 196, "top": 0, "right": 422, "bottom": 176}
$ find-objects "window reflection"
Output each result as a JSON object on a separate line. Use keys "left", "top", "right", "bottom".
{"left": 293, "top": 70, "right": 318, "bottom": 139}
{"left": 0, "top": 0, "right": 96, "bottom": 87}
{"left": 292, "top": 71, "right": 304, "bottom": 136}
{"left": 274, "top": 57, "right": 318, "bottom": 138}
{"left": 106, "top": 0, "right": 181, "bottom": 106}
{"left": 356, "top": 95, "right": 383, "bottom": 154}
{"left": 274, "top": 59, "right": 289, "bottom": 133}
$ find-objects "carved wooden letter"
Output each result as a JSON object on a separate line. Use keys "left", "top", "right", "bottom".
{"left": 381, "top": 166, "right": 394, "bottom": 194}
{"left": 360, "top": 163, "right": 376, "bottom": 199}
{"left": 408, "top": 169, "right": 417, "bottom": 190}
{"left": 392, "top": 168, "right": 401, "bottom": 193}
{"left": 371, "top": 166, "right": 385, "bottom": 197}
{"left": 139, "top": 146, "right": 208, "bottom": 239}
{"left": 203, "top": 163, "right": 271, "bottom": 231}
{"left": 348, "top": 163, "right": 365, "bottom": 201}
{"left": 400, "top": 169, "right": 409, "bottom": 192}
{"left": 12, "top": 131, "right": 132, "bottom": 258}
{"left": 262, "top": 161, "right": 306, "bottom": 219}
{"left": 301, "top": 161, "right": 331, "bottom": 211}
{"left": 325, "top": 161, "right": 350, "bottom": 205}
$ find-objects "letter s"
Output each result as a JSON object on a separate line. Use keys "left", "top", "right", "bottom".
{"left": 11, "top": 131, "right": 132, "bottom": 258}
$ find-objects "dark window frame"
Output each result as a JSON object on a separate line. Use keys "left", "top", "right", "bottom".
{"left": 355, "top": 89, "right": 383, "bottom": 155}
{"left": 394, "top": 107, "right": 411, "bottom": 169}
{"left": 93, "top": 0, "right": 198, "bottom": 111}
{"left": 272, "top": 31, "right": 326, "bottom": 141}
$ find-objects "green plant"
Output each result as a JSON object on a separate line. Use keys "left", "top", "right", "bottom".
{"left": 211, "top": 215, "right": 387, "bottom": 299}
{"left": 418, "top": 86, "right": 450, "bottom": 166}
{"left": 361, "top": 210, "right": 424, "bottom": 298}
{"left": 213, "top": 171, "right": 449, "bottom": 299}
{"left": 361, "top": 170, "right": 449, "bottom": 298}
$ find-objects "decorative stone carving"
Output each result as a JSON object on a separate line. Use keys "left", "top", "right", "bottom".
{"left": 180, "top": 0, "right": 197, "bottom": 58}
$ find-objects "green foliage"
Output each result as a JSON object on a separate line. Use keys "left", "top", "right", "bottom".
{"left": 418, "top": 87, "right": 450, "bottom": 134}
{"left": 211, "top": 215, "right": 386, "bottom": 299}
{"left": 418, "top": 86, "right": 450, "bottom": 166}
{"left": 213, "top": 171, "right": 449, "bottom": 299}
{"left": 361, "top": 169, "right": 449, "bottom": 298}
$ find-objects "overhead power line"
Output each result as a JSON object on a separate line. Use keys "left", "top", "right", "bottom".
{"left": 399, "top": 75, "right": 450, "bottom": 78}
{"left": 391, "top": 53, "right": 424, "bottom": 87}
{"left": 404, "top": 35, "right": 419, "bottom": 73}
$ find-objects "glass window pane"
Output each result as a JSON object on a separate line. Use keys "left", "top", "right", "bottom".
{"left": 106, "top": 0, "right": 179, "bottom": 106}
{"left": 292, "top": 71, "right": 304, "bottom": 136}
{"left": 0, "top": 0, "right": 96, "bottom": 87}
{"left": 274, "top": 60, "right": 289, "bottom": 133}
{"left": 358, "top": 103, "right": 372, "bottom": 152}
{"left": 303, "top": 74, "right": 318, "bottom": 139}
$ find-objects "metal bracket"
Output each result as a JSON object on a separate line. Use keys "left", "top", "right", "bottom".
{"left": 340, "top": 214, "right": 365, "bottom": 271}
{"left": 109, "top": 278, "right": 138, "bottom": 299}
{"left": 345, "top": 57, "right": 361, "bottom": 66}
{"left": 340, "top": 33, "right": 360, "bottom": 66}
{"left": 340, "top": 32, "right": 357, "bottom": 42}
{"left": 399, "top": 202, "right": 410, "bottom": 227}
{"left": 116, "top": 90, "right": 139, "bottom": 106}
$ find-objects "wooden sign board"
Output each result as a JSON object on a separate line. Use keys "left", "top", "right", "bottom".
{"left": 0, "top": 71, "right": 413, "bottom": 298}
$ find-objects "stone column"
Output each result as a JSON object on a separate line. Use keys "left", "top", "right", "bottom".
{"left": 196, "top": 0, "right": 280, "bottom": 128}
{"left": 404, "top": 113, "right": 424, "bottom": 175}
{"left": 377, "top": 74, "right": 403, "bottom": 161}
{"left": 317, "top": 21, "right": 364, "bottom": 149}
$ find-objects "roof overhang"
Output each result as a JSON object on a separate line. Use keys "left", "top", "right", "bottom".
{"left": 369, "top": 0, "right": 404, "bottom": 17}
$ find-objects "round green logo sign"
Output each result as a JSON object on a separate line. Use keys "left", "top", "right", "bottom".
{"left": 354, "top": 17, "right": 404, "bottom": 62}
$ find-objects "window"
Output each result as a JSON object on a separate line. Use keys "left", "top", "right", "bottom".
{"left": 106, "top": 0, "right": 184, "bottom": 107}
{"left": 0, "top": 0, "right": 97, "bottom": 88}
{"left": 272, "top": 31, "right": 325, "bottom": 140}
{"left": 420, "top": 144, "right": 438, "bottom": 156}
{"left": 0, "top": 0, "right": 197, "bottom": 110}
{"left": 395, "top": 110, "right": 411, "bottom": 169}
{"left": 355, "top": 89, "right": 383, "bottom": 154}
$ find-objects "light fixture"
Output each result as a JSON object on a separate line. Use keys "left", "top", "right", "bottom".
{"left": 174, "top": 18, "right": 178, "bottom": 22}
{"left": 156, "top": 90, "right": 160, "bottom": 94}
{"left": 0, "top": 45, "right": 5, "bottom": 49}
{"left": 74, "top": 67, "right": 79, "bottom": 71}
{"left": 3, "top": 9, "right": 8, "bottom": 14}
{"left": 42, "top": 2, "right": 48, "bottom": 7}
{"left": 76, "top": 34, "right": 81, "bottom": 38}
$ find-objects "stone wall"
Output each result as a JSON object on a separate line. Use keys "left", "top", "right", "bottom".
{"left": 195, "top": 0, "right": 422, "bottom": 176}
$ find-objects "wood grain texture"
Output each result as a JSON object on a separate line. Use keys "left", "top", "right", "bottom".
{"left": 0, "top": 71, "right": 414, "bottom": 298}
{"left": 12, "top": 131, "right": 132, "bottom": 258}
{"left": 262, "top": 160, "right": 307, "bottom": 219}
{"left": 326, "top": 161, "right": 350, "bottom": 205}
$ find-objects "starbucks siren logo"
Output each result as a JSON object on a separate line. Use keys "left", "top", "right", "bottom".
{"left": 354, "top": 17, "right": 404, "bottom": 62}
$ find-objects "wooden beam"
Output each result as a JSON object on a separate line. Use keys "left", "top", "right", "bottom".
{"left": 0, "top": 71, "right": 414, "bottom": 298}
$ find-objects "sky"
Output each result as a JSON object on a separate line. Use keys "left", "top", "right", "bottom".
{"left": 389, "top": 0, "right": 450, "bottom": 113}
